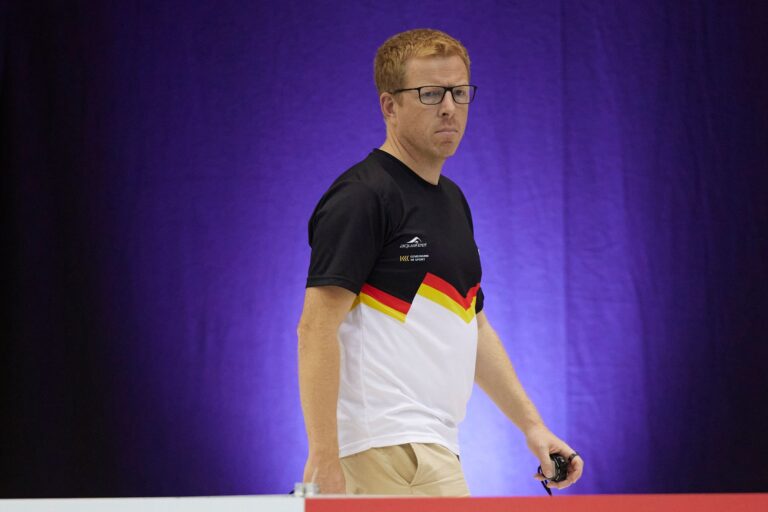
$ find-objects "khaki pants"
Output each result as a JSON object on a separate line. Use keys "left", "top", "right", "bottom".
{"left": 339, "top": 443, "right": 470, "bottom": 496}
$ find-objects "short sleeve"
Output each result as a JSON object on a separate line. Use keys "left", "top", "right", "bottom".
{"left": 457, "top": 186, "right": 484, "bottom": 314}
{"left": 306, "top": 181, "right": 386, "bottom": 294}
{"left": 457, "top": 187, "right": 475, "bottom": 234}
{"left": 475, "top": 286, "right": 484, "bottom": 314}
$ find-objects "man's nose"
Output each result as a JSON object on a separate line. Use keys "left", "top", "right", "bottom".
{"left": 439, "top": 91, "right": 456, "bottom": 116}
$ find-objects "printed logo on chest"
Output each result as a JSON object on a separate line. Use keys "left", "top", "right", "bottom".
{"left": 399, "top": 236, "right": 430, "bottom": 262}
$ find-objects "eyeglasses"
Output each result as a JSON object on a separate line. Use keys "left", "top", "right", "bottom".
{"left": 391, "top": 85, "right": 478, "bottom": 105}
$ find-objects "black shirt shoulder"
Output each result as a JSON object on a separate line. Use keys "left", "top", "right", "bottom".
{"left": 306, "top": 151, "right": 403, "bottom": 294}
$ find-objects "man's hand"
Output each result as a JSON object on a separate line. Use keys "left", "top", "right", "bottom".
{"left": 302, "top": 455, "right": 346, "bottom": 494}
{"left": 525, "top": 425, "right": 584, "bottom": 490}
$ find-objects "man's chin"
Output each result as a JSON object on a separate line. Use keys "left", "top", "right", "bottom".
{"left": 437, "top": 144, "right": 459, "bottom": 158}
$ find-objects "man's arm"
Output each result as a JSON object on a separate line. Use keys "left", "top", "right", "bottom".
{"left": 475, "top": 311, "right": 583, "bottom": 490}
{"left": 297, "top": 285, "right": 356, "bottom": 494}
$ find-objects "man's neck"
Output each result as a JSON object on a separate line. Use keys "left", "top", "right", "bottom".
{"left": 379, "top": 139, "right": 443, "bottom": 185}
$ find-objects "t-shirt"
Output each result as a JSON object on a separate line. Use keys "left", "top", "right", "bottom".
{"left": 306, "top": 149, "right": 483, "bottom": 457}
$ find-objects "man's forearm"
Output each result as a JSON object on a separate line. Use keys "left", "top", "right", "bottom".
{"left": 475, "top": 318, "right": 545, "bottom": 435}
{"left": 298, "top": 327, "right": 341, "bottom": 457}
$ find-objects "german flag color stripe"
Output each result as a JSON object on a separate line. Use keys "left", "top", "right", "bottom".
{"left": 418, "top": 273, "right": 480, "bottom": 323}
{"left": 353, "top": 276, "right": 479, "bottom": 323}
{"left": 421, "top": 273, "right": 480, "bottom": 310}
{"left": 358, "top": 283, "right": 411, "bottom": 322}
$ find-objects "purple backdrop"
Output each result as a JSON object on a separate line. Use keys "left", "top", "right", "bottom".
{"left": 2, "top": 0, "right": 767, "bottom": 498}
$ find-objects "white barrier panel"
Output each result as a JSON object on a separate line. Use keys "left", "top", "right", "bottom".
{"left": 0, "top": 495, "right": 303, "bottom": 512}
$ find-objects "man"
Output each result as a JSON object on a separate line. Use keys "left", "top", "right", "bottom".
{"left": 298, "top": 28, "right": 583, "bottom": 496}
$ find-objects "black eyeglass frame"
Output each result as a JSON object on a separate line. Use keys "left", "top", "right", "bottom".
{"left": 390, "top": 84, "right": 478, "bottom": 105}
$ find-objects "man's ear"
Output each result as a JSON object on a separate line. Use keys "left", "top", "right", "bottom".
{"left": 380, "top": 92, "right": 396, "bottom": 122}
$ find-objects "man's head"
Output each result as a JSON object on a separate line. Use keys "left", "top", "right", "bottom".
{"left": 375, "top": 29, "right": 474, "bottom": 164}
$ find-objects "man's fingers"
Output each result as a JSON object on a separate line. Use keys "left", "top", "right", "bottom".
{"left": 568, "top": 454, "right": 584, "bottom": 483}
{"left": 539, "top": 460, "right": 554, "bottom": 478}
{"left": 545, "top": 455, "right": 583, "bottom": 492}
{"left": 534, "top": 446, "right": 555, "bottom": 478}
{"left": 526, "top": 429, "right": 583, "bottom": 492}
{"left": 534, "top": 454, "right": 584, "bottom": 492}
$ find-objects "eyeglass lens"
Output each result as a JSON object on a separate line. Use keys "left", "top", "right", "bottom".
{"left": 419, "top": 86, "right": 475, "bottom": 104}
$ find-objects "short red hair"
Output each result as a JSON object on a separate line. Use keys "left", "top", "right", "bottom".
{"left": 374, "top": 29, "right": 471, "bottom": 96}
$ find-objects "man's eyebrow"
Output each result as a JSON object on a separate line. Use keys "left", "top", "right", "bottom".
{"left": 410, "top": 80, "right": 470, "bottom": 86}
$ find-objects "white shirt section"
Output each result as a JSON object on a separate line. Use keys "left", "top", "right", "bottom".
{"left": 337, "top": 295, "right": 478, "bottom": 458}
